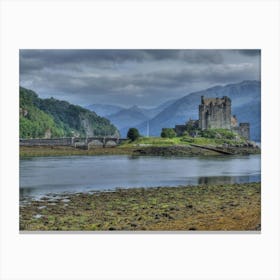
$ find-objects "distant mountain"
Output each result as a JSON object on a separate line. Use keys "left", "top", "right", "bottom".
{"left": 20, "top": 87, "right": 119, "bottom": 139}
{"left": 83, "top": 81, "right": 260, "bottom": 140}
{"left": 85, "top": 99, "right": 176, "bottom": 137}
{"left": 107, "top": 105, "right": 149, "bottom": 136}
{"left": 85, "top": 104, "right": 124, "bottom": 117}
{"left": 138, "top": 99, "right": 177, "bottom": 119}
{"left": 85, "top": 99, "right": 176, "bottom": 118}
{"left": 135, "top": 81, "right": 261, "bottom": 141}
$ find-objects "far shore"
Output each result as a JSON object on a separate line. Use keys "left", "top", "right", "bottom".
{"left": 20, "top": 182, "right": 261, "bottom": 231}
{"left": 20, "top": 144, "right": 261, "bottom": 157}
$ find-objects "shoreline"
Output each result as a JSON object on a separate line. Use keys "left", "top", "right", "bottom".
{"left": 20, "top": 182, "right": 261, "bottom": 231}
{"left": 20, "top": 144, "right": 261, "bottom": 157}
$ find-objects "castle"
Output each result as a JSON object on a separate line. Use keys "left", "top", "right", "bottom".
{"left": 175, "top": 96, "right": 250, "bottom": 140}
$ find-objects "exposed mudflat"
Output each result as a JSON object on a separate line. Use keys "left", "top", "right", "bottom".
{"left": 20, "top": 182, "right": 261, "bottom": 231}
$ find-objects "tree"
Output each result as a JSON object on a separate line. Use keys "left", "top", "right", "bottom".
{"left": 127, "top": 128, "right": 140, "bottom": 141}
{"left": 161, "top": 128, "right": 176, "bottom": 138}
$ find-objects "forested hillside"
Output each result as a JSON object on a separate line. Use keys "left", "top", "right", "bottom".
{"left": 20, "top": 87, "right": 118, "bottom": 139}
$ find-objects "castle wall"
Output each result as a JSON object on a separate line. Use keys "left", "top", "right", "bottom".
{"left": 199, "top": 96, "right": 231, "bottom": 130}
{"left": 238, "top": 123, "right": 250, "bottom": 140}
{"left": 20, "top": 137, "right": 124, "bottom": 147}
{"left": 232, "top": 123, "right": 250, "bottom": 140}
{"left": 199, "top": 104, "right": 207, "bottom": 129}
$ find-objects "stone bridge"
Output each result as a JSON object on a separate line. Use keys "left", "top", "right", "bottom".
{"left": 20, "top": 137, "right": 127, "bottom": 148}
{"left": 74, "top": 137, "right": 127, "bottom": 148}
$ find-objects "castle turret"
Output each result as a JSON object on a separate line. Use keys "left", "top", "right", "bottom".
{"left": 201, "top": 96, "right": 205, "bottom": 105}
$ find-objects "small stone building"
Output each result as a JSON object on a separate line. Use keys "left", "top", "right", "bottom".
{"left": 174, "top": 125, "right": 188, "bottom": 136}
{"left": 175, "top": 119, "right": 199, "bottom": 136}
{"left": 232, "top": 122, "right": 250, "bottom": 140}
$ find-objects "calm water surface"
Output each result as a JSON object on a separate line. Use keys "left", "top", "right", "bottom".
{"left": 20, "top": 154, "right": 261, "bottom": 199}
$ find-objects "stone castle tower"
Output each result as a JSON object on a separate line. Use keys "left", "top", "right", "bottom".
{"left": 199, "top": 96, "right": 232, "bottom": 130}
{"left": 174, "top": 95, "right": 250, "bottom": 140}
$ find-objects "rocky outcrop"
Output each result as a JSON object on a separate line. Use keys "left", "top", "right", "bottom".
{"left": 133, "top": 144, "right": 260, "bottom": 157}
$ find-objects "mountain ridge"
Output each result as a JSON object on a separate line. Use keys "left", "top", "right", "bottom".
{"left": 94, "top": 80, "right": 260, "bottom": 140}
{"left": 135, "top": 80, "right": 261, "bottom": 140}
{"left": 20, "top": 87, "right": 119, "bottom": 138}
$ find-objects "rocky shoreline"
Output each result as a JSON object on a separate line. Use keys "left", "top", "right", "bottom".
{"left": 133, "top": 145, "right": 260, "bottom": 157}
{"left": 20, "top": 182, "right": 261, "bottom": 231}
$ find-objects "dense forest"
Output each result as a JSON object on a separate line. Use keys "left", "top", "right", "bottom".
{"left": 19, "top": 87, "right": 119, "bottom": 139}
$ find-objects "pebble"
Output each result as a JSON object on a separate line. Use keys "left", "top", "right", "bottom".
{"left": 33, "top": 214, "right": 42, "bottom": 219}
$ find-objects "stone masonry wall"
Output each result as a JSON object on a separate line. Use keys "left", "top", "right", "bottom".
{"left": 199, "top": 96, "right": 231, "bottom": 130}
{"left": 20, "top": 138, "right": 74, "bottom": 146}
{"left": 232, "top": 123, "right": 250, "bottom": 140}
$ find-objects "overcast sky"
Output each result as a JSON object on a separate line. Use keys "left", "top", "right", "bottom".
{"left": 20, "top": 49, "right": 260, "bottom": 108}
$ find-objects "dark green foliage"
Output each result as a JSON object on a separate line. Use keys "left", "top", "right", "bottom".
{"left": 20, "top": 87, "right": 118, "bottom": 139}
{"left": 20, "top": 88, "right": 64, "bottom": 138}
{"left": 19, "top": 111, "right": 64, "bottom": 138}
{"left": 161, "top": 128, "right": 176, "bottom": 138}
{"left": 127, "top": 128, "right": 140, "bottom": 141}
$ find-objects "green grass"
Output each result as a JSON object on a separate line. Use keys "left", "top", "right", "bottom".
{"left": 120, "top": 135, "right": 246, "bottom": 147}
{"left": 120, "top": 137, "right": 182, "bottom": 147}
{"left": 179, "top": 136, "right": 246, "bottom": 146}
{"left": 20, "top": 146, "right": 137, "bottom": 157}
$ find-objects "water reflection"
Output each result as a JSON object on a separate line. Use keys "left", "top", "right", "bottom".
{"left": 20, "top": 154, "right": 261, "bottom": 199}
{"left": 197, "top": 175, "right": 260, "bottom": 185}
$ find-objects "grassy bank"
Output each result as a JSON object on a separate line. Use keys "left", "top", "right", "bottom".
{"left": 20, "top": 146, "right": 137, "bottom": 157}
{"left": 121, "top": 135, "right": 248, "bottom": 147}
{"left": 20, "top": 182, "right": 261, "bottom": 231}
{"left": 20, "top": 141, "right": 260, "bottom": 157}
{"left": 20, "top": 145, "right": 221, "bottom": 157}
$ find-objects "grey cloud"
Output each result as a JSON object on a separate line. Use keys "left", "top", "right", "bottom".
{"left": 20, "top": 49, "right": 226, "bottom": 74}
{"left": 130, "top": 63, "right": 257, "bottom": 89}
{"left": 237, "top": 50, "right": 261, "bottom": 56}
{"left": 21, "top": 63, "right": 257, "bottom": 96}
{"left": 20, "top": 49, "right": 260, "bottom": 106}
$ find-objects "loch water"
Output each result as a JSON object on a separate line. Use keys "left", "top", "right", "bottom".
{"left": 20, "top": 154, "right": 261, "bottom": 199}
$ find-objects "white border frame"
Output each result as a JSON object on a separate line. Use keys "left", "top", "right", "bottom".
{"left": 1, "top": 1, "right": 280, "bottom": 279}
